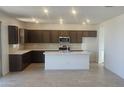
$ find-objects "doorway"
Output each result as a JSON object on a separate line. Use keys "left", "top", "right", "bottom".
{"left": 0, "top": 21, "right": 2, "bottom": 77}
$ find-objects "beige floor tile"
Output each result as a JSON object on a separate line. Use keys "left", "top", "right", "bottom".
{"left": 0, "top": 63, "right": 124, "bottom": 87}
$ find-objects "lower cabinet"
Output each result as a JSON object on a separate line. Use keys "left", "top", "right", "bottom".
{"left": 9, "top": 52, "right": 31, "bottom": 72}
{"left": 31, "top": 51, "right": 45, "bottom": 63}
{"left": 9, "top": 50, "right": 45, "bottom": 72}
{"left": 22, "top": 52, "right": 31, "bottom": 69}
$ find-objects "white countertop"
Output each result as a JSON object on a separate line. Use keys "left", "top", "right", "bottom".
{"left": 44, "top": 51, "right": 90, "bottom": 55}
{"left": 9, "top": 50, "right": 31, "bottom": 55}
{"left": 9, "top": 49, "right": 85, "bottom": 55}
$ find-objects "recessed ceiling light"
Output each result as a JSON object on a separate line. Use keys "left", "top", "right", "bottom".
{"left": 32, "top": 18, "right": 36, "bottom": 22}
{"left": 82, "top": 22, "right": 86, "bottom": 25}
{"left": 72, "top": 9, "right": 76, "bottom": 15}
{"left": 86, "top": 19, "right": 90, "bottom": 23}
{"left": 60, "top": 21, "right": 63, "bottom": 24}
{"left": 35, "top": 20, "right": 39, "bottom": 24}
{"left": 44, "top": 9, "right": 48, "bottom": 14}
{"left": 59, "top": 18, "right": 63, "bottom": 24}
{"left": 59, "top": 18, "right": 63, "bottom": 22}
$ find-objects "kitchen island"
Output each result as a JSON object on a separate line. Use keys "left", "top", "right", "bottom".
{"left": 44, "top": 51, "right": 90, "bottom": 70}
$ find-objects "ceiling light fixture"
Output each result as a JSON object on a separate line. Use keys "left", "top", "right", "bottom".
{"left": 72, "top": 9, "right": 76, "bottom": 15}
{"left": 59, "top": 18, "right": 63, "bottom": 22}
{"left": 82, "top": 22, "right": 86, "bottom": 25}
{"left": 86, "top": 19, "right": 90, "bottom": 23}
{"left": 59, "top": 18, "right": 63, "bottom": 24}
{"left": 44, "top": 9, "right": 48, "bottom": 14}
{"left": 32, "top": 18, "right": 36, "bottom": 22}
{"left": 60, "top": 21, "right": 63, "bottom": 24}
{"left": 35, "top": 20, "right": 39, "bottom": 24}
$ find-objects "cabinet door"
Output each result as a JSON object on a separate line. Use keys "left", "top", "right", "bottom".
{"left": 88, "top": 31, "right": 97, "bottom": 37}
{"left": 28, "top": 30, "right": 42, "bottom": 43}
{"left": 42, "top": 31, "right": 50, "bottom": 43}
{"left": 8, "top": 26, "right": 18, "bottom": 44}
{"left": 58, "top": 31, "right": 69, "bottom": 37}
{"left": 9, "top": 55, "right": 22, "bottom": 71}
{"left": 83, "top": 31, "right": 97, "bottom": 37}
{"left": 22, "top": 52, "right": 31, "bottom": 69}
{"left": 69, "top": 31, "right": 77, "bottom": 43}
{"left": 9, "top": 52, "right": 31, "bottom": 72}
{"left": 24, "top": 29, "right": 29, "bottom": 43}
{"left": 51, "top": 31, "right": 59, "bottom": 43}
{"left": 31, "top": 51, "right": 44, "bottom": 63}
{"left": 77, "top": 31, "right": 83, "bottom": 43}
{"left": 82, "top": 31, "right": 88, "bottom": 37}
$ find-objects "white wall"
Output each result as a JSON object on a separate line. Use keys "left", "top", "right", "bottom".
{"left": 100, "top": 14, "right": 124, "bottom": 79}
{"left": 0, "top": 10, "right": 23, "bottom": 75}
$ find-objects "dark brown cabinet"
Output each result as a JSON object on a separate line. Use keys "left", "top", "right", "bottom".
{"left": 24, "top": 30, "right": 97, "bottom": 43}
{"left": 42, "top": 31, "right": 50, "bottom": 43}
{"left": 88, "top": 31, "right": 97, "bottom": 37}
{"left": 8, "top": 25, "right": 18, "bottom": 44}
{"left": 22, "top": 52, "right": 31, "bottom": 69}
{"left": 24, "top": 29, "right": 30, "bottom": 43}
{"left": 51, "top": 31, "right": 59, "bottom": 43}
{"left": 83, "top": 31, "right": 97, "bottom": 37}
{"left": 31, "top": 51, "right": 45, "bottom": 63}
{"left": 83, "top": 31, "right": 89, "bottom": 37}
{"left": 58, "top": 31, "right": 69, "bottom": 37}
{"left": 77, "top": 31, "right": 83, "bottom": 43}
{"left": 69, "top": 31, "right": 77, "bottom": 43}
{"left": 9, "top": 52, "right": 31, "bottom": 72}
{"left": 28, "top": 30, "right": 42, "bottom": 43}
{"left": 9, "top": 50, "right": 45, "bottom": 72}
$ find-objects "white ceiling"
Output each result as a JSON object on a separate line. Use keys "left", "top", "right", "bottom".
{"left": 0, "top": 6, "right": 124, "bottom": 24}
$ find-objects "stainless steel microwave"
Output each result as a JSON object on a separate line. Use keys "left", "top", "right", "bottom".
{"left": 59, "top": 37, "right": 70, "bottom": 43}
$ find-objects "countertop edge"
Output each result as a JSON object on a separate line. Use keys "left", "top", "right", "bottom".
{"left": 9, "top": 49, "right": 84, "bottom": 55}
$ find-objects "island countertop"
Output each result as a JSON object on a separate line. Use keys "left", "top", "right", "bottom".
{"left": 9, "top": 50, "right": 31, "bottom": 55}
{"left": 44, "top": 50, "right": 90, "bottom": 55}
{"left": 9, "top": 48, "right": 88, "bottom": 55}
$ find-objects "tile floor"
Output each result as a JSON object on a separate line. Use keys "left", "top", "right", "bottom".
{"left": 0, "top": 63, "right": 124, "bottom": 87}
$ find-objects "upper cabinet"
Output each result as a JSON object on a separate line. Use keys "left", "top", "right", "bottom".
{"left": 24, "top": 29, "right": 29, "bottom": 43}
{"left": 24, "top": 30, "right": 97, "bottom": 43}
{"left": 29, "top": 30, "right": 42, "bottom": 43}
{"left": 77, "top": 31, "right": 83, "bottom": 43}
{"left": 69, "top": 31, "right": 77, "bottom": 43}
{"left": 42, "top": 30, "right": 51, "bottom": 43}
{"left": 87, "top": 31, "right": 97, "bottom": 37}
{"left": 8, "top": 25, "right": 19, "bottom": 44}
{"left": 58, "top": 31, "right": 69, "bottom": 37}
{"left": 25, "top": 30, "right": 42, "bottom": 43}
{"left": 51, "top": 31, "right": 59, "bottom": 43}
{"left": 83, "top": 31, "right": 97, "bottom": 37}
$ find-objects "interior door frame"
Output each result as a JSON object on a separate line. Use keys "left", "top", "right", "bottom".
{"left": 0, "top": 21, "right": 2, "bottom": 77}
